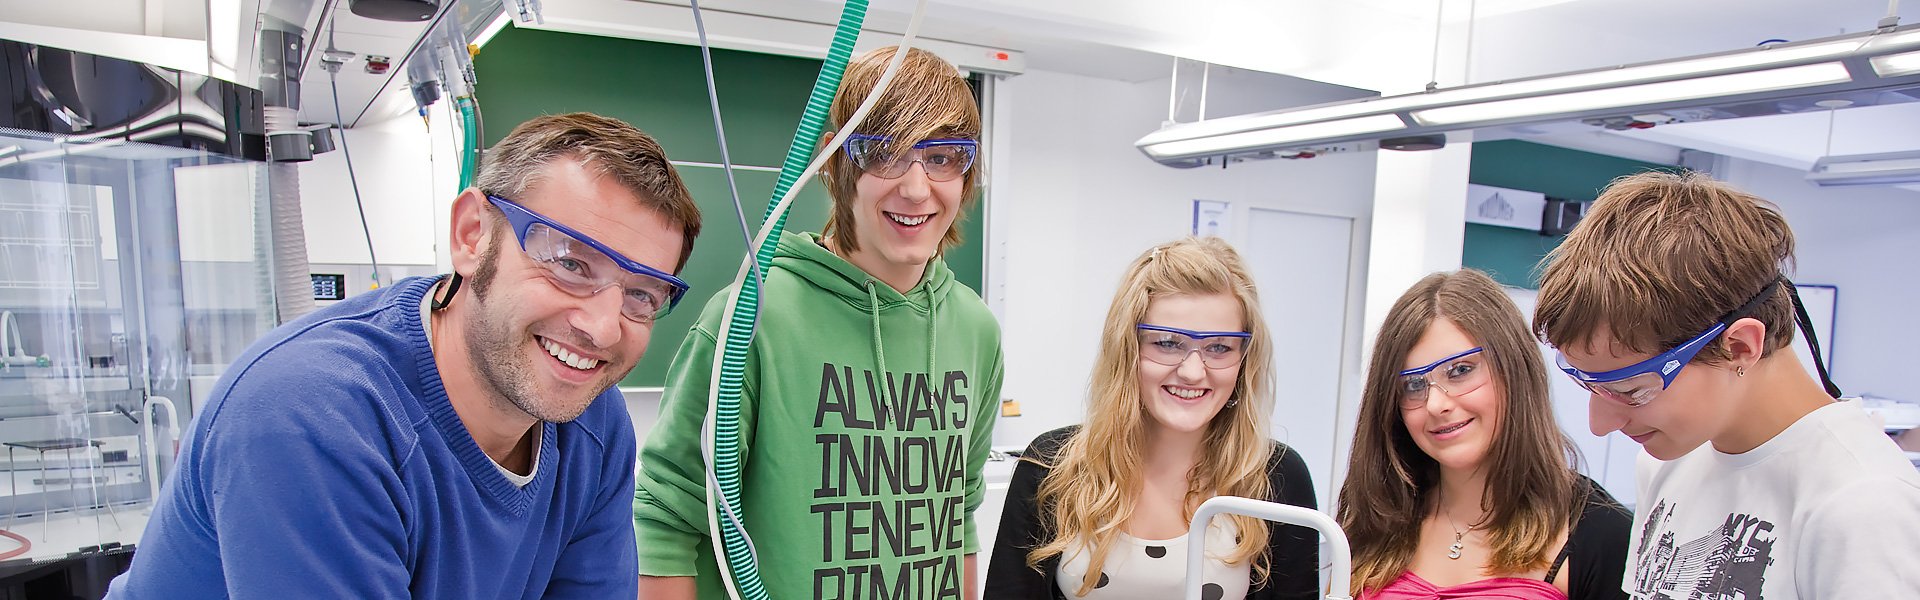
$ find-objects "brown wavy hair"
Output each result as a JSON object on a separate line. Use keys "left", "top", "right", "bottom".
{"left": 1027, "top": 237, "right": 1275, "bottom": 596}
{"left": 1337, "top": 269, "right": 1579, "bottom": 593}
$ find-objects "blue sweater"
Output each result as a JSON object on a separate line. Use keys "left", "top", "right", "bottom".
{"left": 107, "top": 276, "right": 639, "bottom": 599}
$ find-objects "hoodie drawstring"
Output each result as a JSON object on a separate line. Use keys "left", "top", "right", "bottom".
{"left": 924, "top": 283, "right": 937, "bottom": 378}
{"left": 864, "top": 279, "right": 941, "bottom": 391}
{"left": 866, "top": 280, "right": 889, "bottom": 385}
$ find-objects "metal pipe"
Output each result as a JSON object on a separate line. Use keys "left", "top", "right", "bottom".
{"left": 142, "top": 395, "right": 179, "bottom": 511}
{"left": 1184, "top": 496, "right": 1352, "bottom": 600}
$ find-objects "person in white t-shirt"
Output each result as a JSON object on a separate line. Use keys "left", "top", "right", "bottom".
{"left": 1533, "top": 171, "right": 1920, "bottom": 599}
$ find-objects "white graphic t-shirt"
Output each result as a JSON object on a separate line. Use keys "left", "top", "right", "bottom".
{"left": 1624, "top": 401, "right": 1920, "bottom": 599}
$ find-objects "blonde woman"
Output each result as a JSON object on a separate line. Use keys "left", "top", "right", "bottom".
{"left": 985, "top": 238, "right": 1320, "bottom": 600}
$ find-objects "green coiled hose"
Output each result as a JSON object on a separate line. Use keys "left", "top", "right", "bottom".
{"left": 702, "top": 4, "right": 868, "bottom": 599}
{"left": 696, "top": 0, "right": 932, "bottom": 597}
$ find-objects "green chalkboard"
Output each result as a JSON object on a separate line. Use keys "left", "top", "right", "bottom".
{"left": 474, "top": 27, "right": 987, "bottom": 387}
{"left": 1462, "top": 140, "right": 1678, "bottom": 289}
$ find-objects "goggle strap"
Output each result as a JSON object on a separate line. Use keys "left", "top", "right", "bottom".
{"left": 1719, "top": 277, "right": 1781, "bottom": 326}
{"left": 1784, "top": 279, "right": 1844, "bottom": 399}
{"left": 432, "top": 273, "right": 463, "bottom": 311}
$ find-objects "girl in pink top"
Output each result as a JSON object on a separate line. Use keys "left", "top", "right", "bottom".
{"left": 1337, "top": 270, "right": 1631, "bottom": 600}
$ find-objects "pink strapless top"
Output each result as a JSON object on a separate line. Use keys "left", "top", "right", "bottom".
{"left": 1359, "top": 571, "right": 1567, "bottom": 600}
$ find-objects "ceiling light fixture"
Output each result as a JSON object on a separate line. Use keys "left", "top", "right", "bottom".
{"left": 1137, "top": 24, "right": 1920, "bottom": 167}
{"left": 1807, "top": 149, "right": 1920, "bottom": 186}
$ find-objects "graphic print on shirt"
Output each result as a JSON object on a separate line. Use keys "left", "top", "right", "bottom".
{"left": 1632, "top": 499, "right": 1778, "bottom": 600}
{"left": 810, "top": 362, "right": 973, "bottom": 600}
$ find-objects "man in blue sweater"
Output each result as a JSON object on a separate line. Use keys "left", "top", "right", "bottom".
{"left": 106, "top": 112, "right": 701, "bottom": 598}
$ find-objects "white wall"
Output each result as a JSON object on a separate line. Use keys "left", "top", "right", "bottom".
{"left": 989, "top": 68, "right": 1379, "bottom": 457}
{"left": 296, "top": 106, "right": 462, "bottom": 271}
{"left": 0, "top": 0, "right": 206, "bottom": 40}
{"left": 1716, "top": 158, "right": 1920, "bottom": 402}
{"left": 174, "top": 162, "right": 261, "bottom": 263}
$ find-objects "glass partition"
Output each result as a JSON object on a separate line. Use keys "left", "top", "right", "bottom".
{"left": 0, "top": 130, "right": 272, "bottom": 566}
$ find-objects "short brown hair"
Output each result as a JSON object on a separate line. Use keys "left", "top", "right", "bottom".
{"left": 475, "top": 112, "right": 701, "bottom": 271}
{"left": 1339, "top": 269, "right": 1579, "bottom": 593}
{"left": 819, "top": 46, "right": 981, "bottom": 254}
{"left": 1535, "top": 171, "right": 1796, "bottom": 365}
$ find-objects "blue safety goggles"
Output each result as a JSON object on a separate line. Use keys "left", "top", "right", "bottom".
{"left": 1555, "top": 278, "right": 1784, "bottom": 407}
{"left": 1397, "top": 347, "right": 1490, "bottom": 408}
{"left": 841, "top": 134, "right": 978, "bottom": 182}
{"left": 1135, "top": 324, "right": 1251, "bottom": 369}
{"left": 486, "top": 194, "right": 690, "bottom": 322}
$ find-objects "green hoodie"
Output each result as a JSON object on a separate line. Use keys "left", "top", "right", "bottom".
{"left": 635, "top": 231, "right": 1003, "bottom": 600}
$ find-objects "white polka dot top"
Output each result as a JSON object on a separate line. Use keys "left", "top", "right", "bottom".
{"left": 1054, "top": 517, "right": 1251, "bottom": 600}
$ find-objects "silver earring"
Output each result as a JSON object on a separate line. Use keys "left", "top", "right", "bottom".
{"left": 1226, "top": 398, "right": 1238, "bottom": 408}
{"left": 1736, "top": 366, "right": 1747, "bottom": 378}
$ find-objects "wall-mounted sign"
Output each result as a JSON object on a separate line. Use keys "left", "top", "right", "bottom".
{"left": 1465, "top": 184, "right": 1545, "bottom": 231}
{"left": 1193, "top": 200, "right": 1231, "bottom": 238}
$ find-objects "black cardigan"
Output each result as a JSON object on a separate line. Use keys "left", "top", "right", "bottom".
{"left": 984, "top": 426, "right": 1322, "bottom": 600}
{"left": 1556, "top": 476, "right": 1634, "bottom": 600}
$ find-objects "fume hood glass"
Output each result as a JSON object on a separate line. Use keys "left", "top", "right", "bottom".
{"left": 0, "top": 130, "right": 274, "bottom": 568}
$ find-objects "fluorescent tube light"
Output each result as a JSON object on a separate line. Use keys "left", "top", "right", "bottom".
{"left": 1873, "top": 50, "right": 1920, "bottom": 77}
{"left": 207, "top": 0, "right": 242, "bottom": 80}
{"left": 1418, "top": 40, "right": 1862, "bottom": 106}
{"left": 1411, "top": 63, "right": 1851, "bottom": 125}
{"left": 1138, "top": 97, "right": 1423, "bottom": 145}
{"left": 1135, "top": 24, "right": 1920, "bottom": 167}
{"left": 1807, "top": 150, "right": 1920, "bottom": 187}
{"left": 1142, "top": 114, "right": 1406, "bottom": 159}
{"left": 1863, "top": 28, "right": 1920, "bottom": 52}
{"left": 1141, "top": 40, "right": 1870, "bottom": 147}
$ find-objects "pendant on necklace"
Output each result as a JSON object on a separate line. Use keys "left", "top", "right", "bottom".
{"left": 1447, "top": 533, "right": 1464, "bottom": 560}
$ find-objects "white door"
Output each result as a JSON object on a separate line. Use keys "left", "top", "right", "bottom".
{"left": 1240, "top": 208, "right": 1354, "bottom": 509}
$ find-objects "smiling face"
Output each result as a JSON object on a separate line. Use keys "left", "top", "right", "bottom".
{"left": 1136, "top": 293, "right": 1246, "bottom": 438}
{"left": 1399, "top": 318, "right": 1505, "bottom": 474}
{"left": 819, "top": 47, "right": 980, "bottom": 290}
{"left": 841, "top": 154, "right": 967, "bottom": 281}
{"left": 454, "top": 158, "right": 684, "bottom": 423}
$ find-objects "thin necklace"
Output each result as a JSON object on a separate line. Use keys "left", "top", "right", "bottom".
{"left": 1443, "top": 509, "right": 1468, "bottom": 560}
{"left": 1439, "top": 490, "right": 1478, "bottom": 560}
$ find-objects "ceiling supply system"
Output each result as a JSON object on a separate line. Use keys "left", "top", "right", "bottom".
{"left": 294, "top": 0, "right": 506, "bottom": 128}
{"left": 1136, "top": 24, "right": 1920, "bottom": 168}
{"left": 510, "top": 0, "right": 1024, "bottom": 78}
{"left": 349, "top": 0, "right": 441, "bottom": 22}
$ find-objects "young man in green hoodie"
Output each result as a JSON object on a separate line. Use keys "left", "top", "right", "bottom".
{"left": 635, "top": 46, "right": 1004, "bottom": 600}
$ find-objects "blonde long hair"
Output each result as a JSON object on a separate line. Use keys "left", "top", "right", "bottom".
{"left": 1028, "top": 237, "right": 1277, "bottom": 596}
